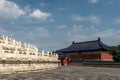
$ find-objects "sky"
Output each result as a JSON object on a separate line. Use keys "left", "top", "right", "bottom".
{"left": 0, "top": 0, "right": 120, "bottom": 52}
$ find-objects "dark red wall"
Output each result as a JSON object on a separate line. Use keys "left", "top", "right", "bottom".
{"left": 100, "top": 53, "right": 113, "bottom": 61}
{"left": 58, "top": 52, "right": 113, "bottom": 61}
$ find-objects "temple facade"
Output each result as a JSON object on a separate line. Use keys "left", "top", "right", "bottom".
{"left": 56, "top": 38, "right": 113, "bottom": 65}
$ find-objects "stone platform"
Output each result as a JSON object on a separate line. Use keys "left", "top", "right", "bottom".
{"left": 0, "top": 65, "right": 120, "bottom": 80}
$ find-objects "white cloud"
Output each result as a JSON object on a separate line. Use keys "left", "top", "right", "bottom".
{"left": 57, "top": 24, "right": 67, "bottom": 29}
{"left": 73, "top": 15, "right": 85, "bottom": 21}
{"left": 73, "top": 15, "right": 101, "bottom": 24}
{"left": 89, "top": 15, "right": 101, "bottom": 24}
{"left": 19, "top": 27, "right": 52, "bottom": 51}
{"left": 0, "top": 0, "right": 52, "bottom": 21}
{"left": 67, "top": 25, "right": 96, "bottom": 41}
{"left": 114, "top": 18, "right": 120, "bottom": 24}
{"left": 0, "top": 27, "right": 8, "bottom": 34}
{"left": 24, "top": 5, "right": 31, "bottom": 14}
{"left": 40, "top": 2, "right": 46, "bottom": 7}
{"left": 97, "top": 29, "right": 120, "bottom": 38}
{"left": 97, "top": 29, "right": 113, "bottom": 37}
{"left": 36, "top": 27, "right": 50, "bottom": 37}
{"left": 0, "top": 0, "right": 25, "bottom": 19}
{"left": 67, "top": 25, "right": 120, "bottom": 45}
{"left": 30, "top": 9, "right": 51, "bottom": 20}
{"left": 19, "top": 27, "right": 50, "bottom": 41}
{"left": 97, "top": 29, "right": 120, "bottom": 45}
{"left": 49, "top": 18, "right": 54, "bottom": 22}
{"left": 88, "top": 0, "right": 98, "bottom": 3}
{"left": 0, "top": 27, "right": 14, "bottom": 37}
{"left": 8, "top": 27, "right": 51, "bottom": 48}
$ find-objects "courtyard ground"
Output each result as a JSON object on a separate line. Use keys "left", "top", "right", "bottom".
{"left": 0, "top": 65, "right": 120, "bottom": 80}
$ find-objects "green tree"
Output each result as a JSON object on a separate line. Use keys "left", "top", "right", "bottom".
{"left": 109, "top": 45, "right": 120, "bottom": 62}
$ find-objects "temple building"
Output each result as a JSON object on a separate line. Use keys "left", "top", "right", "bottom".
{"left": 55, "top": 38, "right": 113, "bottom": 65}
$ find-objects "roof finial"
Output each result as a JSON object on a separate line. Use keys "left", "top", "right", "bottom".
{"left": 72, "top": 41, "right": 75, "bottom": 44}
{"left": 98, "top": 37, "right": 100, "bottom": 41}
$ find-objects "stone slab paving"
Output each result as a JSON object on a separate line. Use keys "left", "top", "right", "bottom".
{"left": 0, "top": 66, "right": 120, "bottom": 80}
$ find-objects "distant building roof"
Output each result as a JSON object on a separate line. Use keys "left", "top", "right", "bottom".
{"left": 55, "top": 38, "right": 109, "bottom": 54}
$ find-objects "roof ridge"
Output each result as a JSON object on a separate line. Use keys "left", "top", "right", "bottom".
{"left": 73, "top": 40, "right": 98, "bottom": 44}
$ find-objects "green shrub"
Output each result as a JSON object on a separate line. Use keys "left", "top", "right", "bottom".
{"left": 83, "top": 61, "right": 120, "bottom": 65}
{"left": 109, "top": 45, "right": 120, "bottom": 62}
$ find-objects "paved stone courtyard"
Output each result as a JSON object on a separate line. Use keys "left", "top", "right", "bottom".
{"left": 0, "top": 66, "right": 120, "bottom": 80}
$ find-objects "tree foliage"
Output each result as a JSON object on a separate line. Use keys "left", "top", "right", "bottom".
{"left": 109, "top": 45, "right": 120, "bottom": 62}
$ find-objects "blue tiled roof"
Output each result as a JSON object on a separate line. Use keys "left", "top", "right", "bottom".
{"left": 55, "top": 38, "right": 109, "bottom": 54}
